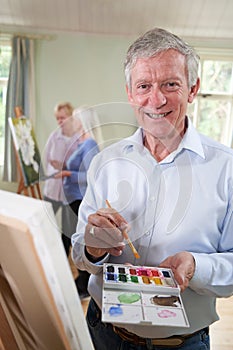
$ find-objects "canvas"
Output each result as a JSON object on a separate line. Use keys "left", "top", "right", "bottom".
{"left": 0, "top": 190, "right": 94, "bottom": 350}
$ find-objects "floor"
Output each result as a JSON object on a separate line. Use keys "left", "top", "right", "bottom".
{"left": 81, "top": 296, "right": 233, "bottom": 350}
{"left": 81, "top": 297, "right": 90, "bottom": 315}
{"left": 210, "top": 296, "right": 233, "bottom": 350}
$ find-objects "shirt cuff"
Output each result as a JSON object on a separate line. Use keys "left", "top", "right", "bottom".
{"left": 81, "top": 246, "right": 109, "bottom": 274}
{"left": 189, "top": 252, "right": 212, "bottom": 291}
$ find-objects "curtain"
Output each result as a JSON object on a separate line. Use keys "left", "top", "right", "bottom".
{"left": 3, "top": 36, "right": 35, "bottom": 182}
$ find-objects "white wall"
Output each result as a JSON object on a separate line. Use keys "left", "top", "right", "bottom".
{"left": 35, "top": 32, "right": 138, "bottom": 156}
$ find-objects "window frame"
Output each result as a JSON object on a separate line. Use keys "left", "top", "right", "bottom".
{"left": 190, "top": 47, "right": 233, "bottom": 146}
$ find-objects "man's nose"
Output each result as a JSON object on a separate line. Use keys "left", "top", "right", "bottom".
{"left": 149, "top": 86, "right": 166, "bottom": 108}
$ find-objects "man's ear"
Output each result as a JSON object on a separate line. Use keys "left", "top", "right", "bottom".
{"left": 188, "top": 78, "right": 200, "bottom": 103}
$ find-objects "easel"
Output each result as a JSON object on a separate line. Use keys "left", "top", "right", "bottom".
{"left": 17, "top": 170, "right": 42, "bottom": 199}
{"left": 14, "top": 106, "right": 42, "bottom": 199}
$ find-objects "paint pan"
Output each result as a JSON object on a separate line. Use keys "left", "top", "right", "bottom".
{"left": 102, "top": 263, "right": 190, "bottom": 328}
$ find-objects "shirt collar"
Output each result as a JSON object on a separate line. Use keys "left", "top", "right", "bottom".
{"left": 122, "top": 117, "right": 205, "bottom": 161}
{"left": 178, "top": 117, "right": 205, "bottom": 159}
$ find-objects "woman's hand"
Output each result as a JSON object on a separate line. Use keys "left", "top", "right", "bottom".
{"left": 50, "top": 159, "right": 63, "bottom": 170}
{"left": 54, "top": 170, "right": 71, "bottom": 178}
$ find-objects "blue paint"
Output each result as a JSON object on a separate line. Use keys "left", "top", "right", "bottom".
{"left": 106, "top": 273, "right": 117, "bottom": 281}
{"left": 109, "top": 305, "right": 123, "bottom": 316}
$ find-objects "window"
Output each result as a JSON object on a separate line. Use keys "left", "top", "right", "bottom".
{"left": 0, "top": 42, "right": 11, "bottom": 166}
{"left": 188, "top": 49, "right": 233, "bottom": 146}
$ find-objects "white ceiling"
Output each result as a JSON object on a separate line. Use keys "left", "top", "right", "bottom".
{"left": 1, "top": 0, "right": 233, "bottom": 47}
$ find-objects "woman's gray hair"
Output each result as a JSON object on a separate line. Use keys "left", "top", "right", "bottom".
{"left": 124, "top": 27, "right": 200, "bottom": 90}
{"left": 73, "top": 106, "right": 104, "bottom": 149}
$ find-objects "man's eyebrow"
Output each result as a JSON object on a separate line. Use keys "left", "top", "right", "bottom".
{"left": 133, "top": 78, "right": 150, "bottom": 85}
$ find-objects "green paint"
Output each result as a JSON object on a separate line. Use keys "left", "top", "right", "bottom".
{"left": 130, "top": 275, "right": 139, "bottom": 283}
{"left": 118, "top": 293, "right": 141, "bottom": 304}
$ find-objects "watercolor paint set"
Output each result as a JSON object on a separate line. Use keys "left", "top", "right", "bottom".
{"left": 102, "top": 263, "right": 190, "bottom": 327}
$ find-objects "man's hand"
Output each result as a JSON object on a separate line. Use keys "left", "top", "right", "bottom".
{"left": 159, "top": 251, "right": 195, "bottom": 292}
{"left": 85, "top": 207, "right": 130, "bottom": 259}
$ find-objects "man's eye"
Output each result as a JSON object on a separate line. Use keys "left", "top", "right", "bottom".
{"left": 164, "top": 82, "right": 179, "bottom": 91}
{"left": 137, "top": 84, "right": 150, "bottom": 91}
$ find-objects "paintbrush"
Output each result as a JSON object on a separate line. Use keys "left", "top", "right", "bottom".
{"left": 105, "top": 199, "right": 140, "bottom": 259}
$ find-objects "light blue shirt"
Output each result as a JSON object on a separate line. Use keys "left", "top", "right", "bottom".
{"left": 72, "top": 118, "right": 233, "bottom": 338}
{"left": 63, "top": 138, "right": 99, "bottom": 203}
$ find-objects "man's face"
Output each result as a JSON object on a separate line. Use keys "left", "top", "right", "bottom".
{"left": 126, "top": 49, "right": 199, "bottom": 140}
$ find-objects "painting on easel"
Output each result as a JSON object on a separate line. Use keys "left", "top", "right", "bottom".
{"left": 9, "top": 116, "right": 43, "bottom": 187}
{"left": 8, "top": 107, "right": 45, "bottom": 199}
{"left": 9, "top": 117, "right": 40, "bottom": 185}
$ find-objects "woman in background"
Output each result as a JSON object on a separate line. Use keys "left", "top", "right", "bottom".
{"left": 55, "top": 107, "right": 100, "bottom": 299}
{"left": 43, "top": 102, "right": 79, "bottom": 217}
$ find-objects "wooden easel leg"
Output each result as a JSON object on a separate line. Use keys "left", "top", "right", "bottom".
{"left": 36, "top": 183, "right": 42, "bottom": 199}
{"left": 17, "top": 177, "right": 29, "bottom": 197}
{"left": 17, "top": 178, "right": 42, "bottom": 199}
{"left": 29, "top": 183, "right": 42, "bottom": 199}
{"left": 29, "top": 186, "right": 36, "bottom": 198}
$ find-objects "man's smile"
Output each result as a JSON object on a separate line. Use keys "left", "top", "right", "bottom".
{"left": 144, "top": 111, "right": 171, "bottom": 119}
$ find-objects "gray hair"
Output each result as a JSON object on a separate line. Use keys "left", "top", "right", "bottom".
{"left": 73, "top": 106, "right": 104, "bottom": 149}
{"left": 124, "top": 28, "right": 200, "bottom": 90}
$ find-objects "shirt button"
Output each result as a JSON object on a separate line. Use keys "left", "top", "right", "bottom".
{"left": 149, "top": 196, "right": 156, "bottom": 201}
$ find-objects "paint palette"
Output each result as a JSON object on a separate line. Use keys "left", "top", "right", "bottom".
{"left": 102, "top": 263, "right": 189, "bottom": 327}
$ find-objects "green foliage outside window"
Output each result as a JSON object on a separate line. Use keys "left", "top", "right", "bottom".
{"left": 201, "top": 61, "right": 233, "bottom": 94}
{"left": 189, "top": 58, "right": 233, "bottom": 146}
{"left": 0, "top": 46, "right": 11, "bottom": 77}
